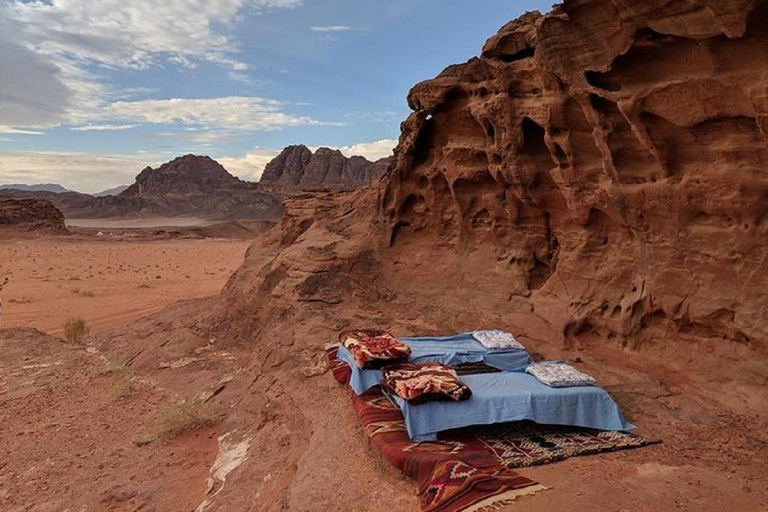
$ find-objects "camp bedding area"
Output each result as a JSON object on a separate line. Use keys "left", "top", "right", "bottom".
{"left": 336, "top": 330, "right": 634, "bottom": 441}
{"left": 337, "top": 331, "right": 534, "bottom": 395}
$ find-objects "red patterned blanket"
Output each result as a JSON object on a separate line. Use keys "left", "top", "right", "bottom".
{"left": 327, "top": 345, "right": 545, "bottom": 511}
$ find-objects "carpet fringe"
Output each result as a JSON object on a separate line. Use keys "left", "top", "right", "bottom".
{"left": 460, "top": 484, "right": 550, "bottom": 512}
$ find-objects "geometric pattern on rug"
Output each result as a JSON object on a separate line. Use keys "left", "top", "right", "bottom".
{"left": 460, "top": 420, "right": 660, "bottom": 468}
{"left": 326, "top": 345, "right": 546, "bottom": 512}
{"left": 326, "top": 345, "right": 659, "bottom": 510}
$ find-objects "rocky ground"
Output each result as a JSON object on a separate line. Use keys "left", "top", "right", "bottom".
{"left": 2, "top": 194, "right": 766, "bottom": 511}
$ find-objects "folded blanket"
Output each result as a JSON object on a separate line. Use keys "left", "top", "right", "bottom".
{"left": 525, "top": 361, "right": 597, "bottom": 387}
{"left": 380, "top": 362, "right": 472, "bottom": 405}
{"left": 472, "top": 329, "right": 526, "bottom": 351}
{"left": 339, "top": 329, "right": 412, "bottom": 369}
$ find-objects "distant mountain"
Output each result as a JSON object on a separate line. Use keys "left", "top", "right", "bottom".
{"left": 0, "top": 183, "right": 70, "bottom": 193}
{"left": 0, "top": 154, "right": 283, "bottom": 221}
{"left": 0, "top": 150, "right": 389, "bottom": 221}
{"left": 94, "top": 185, "right": 129, "bottom": 197}
{"left": 122, "top": 155, "right": 249, "bottom": 198}
{"left": 259, "top": 145, "right": 390, "bottom": 191}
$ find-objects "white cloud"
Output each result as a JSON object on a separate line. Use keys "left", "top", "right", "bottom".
{"left": 317, "top": 139, "right": 397, "bottom": 161}
{"left": 0, "top": 127, "right": 45, "bottom": 135}
{"left": 1, "top": 0, "right": 304, "bottom": 129}
{"left": 0, "top": 151, "right": 162, "bottom": 193}
{"left": 9, "top": 0, "right": 302, "bottom": 70}
{"left": 218, "top": 149, "right": 282, "bottom": 181}
{"left": 109, "top": 96, "right": 339, "bottom": 131}
{"left": 70, "top": 124, "right": 137, "bottom": 132}
{"left": 0, "top": 9, "right": 71, "bottom": 129}
{"left": 309, "top": 25, "right": 356, "bottom": 32}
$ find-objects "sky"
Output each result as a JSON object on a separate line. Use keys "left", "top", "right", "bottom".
{"left": 0, "top": 0, "right": 553, "bottom": 193}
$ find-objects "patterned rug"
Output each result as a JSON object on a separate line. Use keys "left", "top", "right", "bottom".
{"left": 328, "top": 345, "right": 545, "bottom": 511}
{"left": 326, "top": 345, "right": 658, "bottom": 511}
{"left": 456, "top": 421, "right": 659, "bottom": 468}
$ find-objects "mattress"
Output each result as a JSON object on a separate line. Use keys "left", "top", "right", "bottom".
{"left": 336, "top": 331, "right": 534, "bottom": 395}
{"left": 389, "top": 371, "right": 635, "bottom": 441}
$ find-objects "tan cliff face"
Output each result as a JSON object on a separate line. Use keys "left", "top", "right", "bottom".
{"left": 380, "top": 0, "right": 768, "bottom": 350}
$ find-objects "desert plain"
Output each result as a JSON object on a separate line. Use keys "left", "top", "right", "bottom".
{"left": 0, "top": 231, "right": 251, "bottom": 336}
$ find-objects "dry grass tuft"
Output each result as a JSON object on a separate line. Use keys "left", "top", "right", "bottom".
{"left": 95, "top": 364, "right": 135, "bottom": 399}
{"left": 153, "top": 397, "right": 220, "bottom": 439}
{"left": 63, "top": 317, "right": 90, "bottom": 344}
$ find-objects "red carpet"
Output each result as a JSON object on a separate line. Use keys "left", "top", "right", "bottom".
{"left": 327, "top": 345, "right": 545, "bottom": 511}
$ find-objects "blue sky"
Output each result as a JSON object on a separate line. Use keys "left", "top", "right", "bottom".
{"left": 0, "top": 0, "right": 552, "bottom": 192}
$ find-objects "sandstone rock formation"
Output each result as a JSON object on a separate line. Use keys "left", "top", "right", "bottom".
{"left": 259, "top": 145, "right": 390, "bottom": 191}
{"left": 0, "top": 197, "right": 68, "bottom": 234}
{"left": 381, "top": 0, "right": 768, "bottom": 350}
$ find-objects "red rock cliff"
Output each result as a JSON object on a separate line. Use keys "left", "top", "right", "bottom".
{"left": 380, "top": 0, "right": 768, "bottom": 349}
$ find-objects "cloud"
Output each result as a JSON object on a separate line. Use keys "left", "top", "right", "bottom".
{"left": 0, "top": 127, "right": 45, "bottom": 135}
{"left": 70, "top": 124, "right": 137, "bottom": 132}
{"left": 0, "top": 151, "right": 162, "bottom": 193}
{"left": 9, "top": 0, "right": 302, "bottom": 70}
{"left": 1, "top": 0, "right": 304, "bottom": 129}
{"left": 0, "top": 8, "right": 71, "bottom": 129}
{"left": 218, "top": 149, "right": 282, "bottom": 181}
{"left": 321, "top": 139, "right": 398, "bottom": 161}
{"left": 309, "top": 25, "right": 356, "bottom": 32}
{"left": 109, "top": 96, "right": 340, "bottom": 131}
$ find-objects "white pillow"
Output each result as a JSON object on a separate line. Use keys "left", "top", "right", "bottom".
{"left": 525, "top": 361, "right": 597, "bottom": 387}
{"left": 471, "top": 329, "right": 526, "bottom": 351}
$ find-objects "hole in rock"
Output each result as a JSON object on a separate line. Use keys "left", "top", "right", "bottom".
{"left": 499, "top": 46, "right": 535, "bottom": 63}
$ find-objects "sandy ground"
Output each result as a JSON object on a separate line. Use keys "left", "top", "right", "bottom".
{"left": 0, "top": 235, "right": 251, "bottom": 335}
{"left": 66, "top": 217, "right": 216, "bottom": 228}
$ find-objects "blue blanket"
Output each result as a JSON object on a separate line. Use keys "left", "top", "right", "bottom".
{"left": 337, "top": 331, "right": 534, "bottom": 395}
{"left": 390, "top": 371, "right": 635, "bottom": 441}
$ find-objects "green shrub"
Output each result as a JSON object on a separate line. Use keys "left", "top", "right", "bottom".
{"left": 63, "top": 317, "right": 90, "bottom": 344}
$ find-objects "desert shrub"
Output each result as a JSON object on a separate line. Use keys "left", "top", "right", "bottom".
{"left": 154, "top": 397, "right": 220, "bottom": 439}
{"left": 63, "top": 316, "right": 90, "bottom": 344}
{"left": 112, "top": 373, "right": 134, "bottom": 399}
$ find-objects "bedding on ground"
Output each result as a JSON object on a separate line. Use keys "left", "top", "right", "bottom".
{"left": 390, "top": 371, "right": 634, "bottom": 441}
{"left": 336, "top": 331, "right": 534, "bottom": 394}
{"left": 380, "top": 362, "right": 472, "bottom": 405}
{"left": 471, "top": 329, "right": 527, "bottom": 351}
{"left": 339, "top": 329, "right": 412, "bottom": 369}
{"left": 525, "top": 361, "right": 597, "bottom": 387}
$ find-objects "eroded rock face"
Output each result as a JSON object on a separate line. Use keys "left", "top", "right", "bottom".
{"left": 0, "top": 198, "right": 68, "bottom": 233}
{"left": 260, "top": 145, "right": 390, "bottom": 191}
{"left": 381, "top": 0, "right": 768, "bottom": 349}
